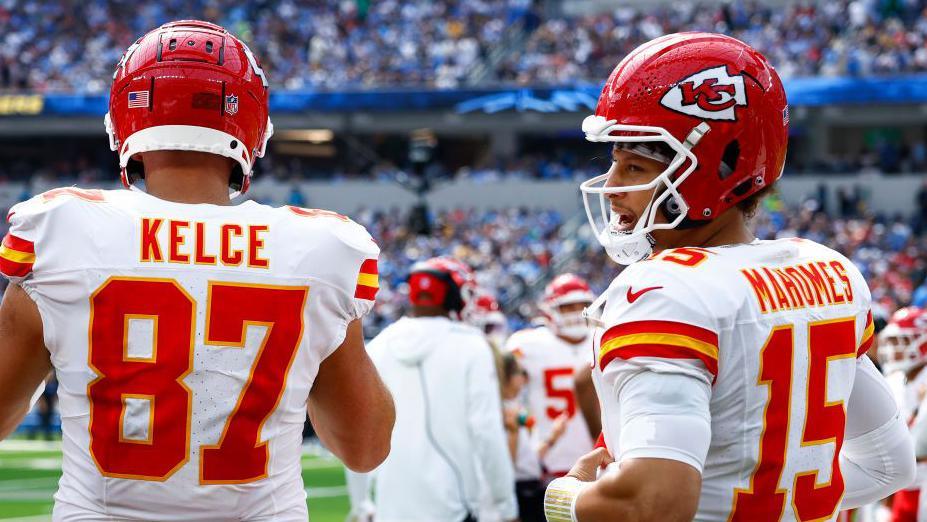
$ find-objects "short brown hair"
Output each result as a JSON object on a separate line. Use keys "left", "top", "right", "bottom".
{"left": 737, "top": 183, "right": 776, "bottom": 219}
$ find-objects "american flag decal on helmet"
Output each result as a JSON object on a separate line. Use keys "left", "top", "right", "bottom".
{"left": 127, "top": 91, "right": 149, "bottom": 109}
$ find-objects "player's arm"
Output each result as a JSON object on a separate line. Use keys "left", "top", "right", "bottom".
{"left": 840, "top": 356, "right": 915, "bottom": 508}
{"left": 546, "top": 370, "right": 709, "bottom": 522}
{"left": 0, "top": 284, "right": 52, "bottom": 440}
{"left": 574, "top": 362, "right": 601, "bottom": 436}
{"left": 308, "top": 319, "right": 395, "bottom": 472}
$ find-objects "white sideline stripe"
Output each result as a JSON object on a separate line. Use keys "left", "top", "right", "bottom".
{"left": 0, "top": 458, "right": 62, "bottom": 470}
{"left": 0, "top": 440, "right": 62, "bottom": 452}
{"left": 0, "top": 489, "right": 58, "bottom": 500}
{"left": 0, "top": 477, "right": 59, "bottom": 490}
{"left": 305, "top": 485, "right": 347, "bottom": 498}
{"left": 300, "top": 458, "right": 343, "bottom": 470}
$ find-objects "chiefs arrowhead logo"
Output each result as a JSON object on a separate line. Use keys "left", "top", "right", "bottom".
{"left": 660, "top": 66, "right": 747, "bottom": 121}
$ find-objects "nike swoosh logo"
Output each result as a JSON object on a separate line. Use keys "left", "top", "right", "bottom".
{"left": 626, "top": 286, "right": 663, "bottom": 303}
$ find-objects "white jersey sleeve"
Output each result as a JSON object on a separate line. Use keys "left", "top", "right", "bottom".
{"left": 280, "top": 207, "right": 380, "bottom": 359}
{"left": 285, "top": 208, "right": 380, "bottom": 318}
{"left": 0, "top": 198, "right": 39, "bottom": 283}
{"left": 596, "top": 260, "right": 721, "bottom": 387}
{"left": 1, "top": 189, "right": 104, "bottom": 285}
{"left": 593, "top": 257, "right": 721, "bottom": 471}
{"left": 841, "top": 357, "right": 916, "bottom": 507}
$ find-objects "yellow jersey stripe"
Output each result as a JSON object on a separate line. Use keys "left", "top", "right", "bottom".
{"left": 357, "top": 272, "right": 379, "bottom": 288}
{"left": 600, "top": 332, "right": 719, "bottom": 361}
{"left": 861, "top": 322, "right": 874, "bottom": 342}
{"left": 0, "top": 245, "right": 35, "bottom": 264}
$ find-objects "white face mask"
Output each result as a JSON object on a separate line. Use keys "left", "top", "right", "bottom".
{"left": 580, "top": 116, "right": 710, "bottom": 267}
{"left": 554, "top": 311, "right": 590, "bottom": 341}
{"left": 597, "top": 226, "right": 657, "bottom": 265}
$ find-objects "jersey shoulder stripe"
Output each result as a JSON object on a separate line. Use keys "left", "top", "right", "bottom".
{"left": 598, "top": 320, "right": 719, "bottom": 377}
{"left": 355, "top": 258, "right": 379, "bottom": 301}
{"left": 857, "top": 310, "right": 874, "bottom": 358}
{"left": 0, "top": 233, "right": 35, "bottom": 278}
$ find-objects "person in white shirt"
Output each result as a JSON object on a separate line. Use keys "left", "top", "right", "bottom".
{"left": 347, "top": 257, "right": 518, "bottom": 522}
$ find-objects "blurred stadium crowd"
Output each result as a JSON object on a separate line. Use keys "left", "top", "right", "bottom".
{"left": 2, "top": 141, "right": 927, "bottom": 189}
{"left": 4, "top": 0, "right": 927, "bottom": 93}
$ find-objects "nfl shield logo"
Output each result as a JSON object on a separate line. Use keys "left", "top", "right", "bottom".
{"left": 225, "top": 95, "right": 239, "bottom": 116}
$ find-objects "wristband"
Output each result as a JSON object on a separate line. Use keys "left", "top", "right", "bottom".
{"left": 544, "top": 476, "right": 585, "bottom": 522}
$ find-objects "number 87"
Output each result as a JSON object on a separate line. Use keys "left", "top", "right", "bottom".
{"left": 87, "top": 277, "right": 307, "bottom": 483}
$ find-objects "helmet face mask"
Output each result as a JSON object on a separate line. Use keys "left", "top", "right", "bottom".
{"left": 581, "top": 33, "right": 788, "bottom": 265}
{"left": 581, "top": 117, "right": 702, "bottom": 265}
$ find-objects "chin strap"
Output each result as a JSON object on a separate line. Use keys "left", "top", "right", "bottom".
{"left": 582, "top": 292, "right": 610, "bottom": 328}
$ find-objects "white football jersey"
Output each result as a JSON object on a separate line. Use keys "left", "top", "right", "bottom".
{"left": 885, "top": 368, "right": 927, "bottom": 424}
{"left": 0, "top": 188, "right": 379, "bottom": 521}
{"left": 505, "top": 326, "right": 594, "bottom": 474}
{"left": 591, "top": 239, "right": 875, "bottom": 522}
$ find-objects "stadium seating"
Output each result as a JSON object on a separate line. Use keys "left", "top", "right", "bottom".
{"left": 4, "top": 0, "right": 927, "bottom": 93}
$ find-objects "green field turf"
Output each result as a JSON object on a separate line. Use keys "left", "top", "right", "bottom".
{"left": 0, "top": 440, "right": 350, "bottom": 521}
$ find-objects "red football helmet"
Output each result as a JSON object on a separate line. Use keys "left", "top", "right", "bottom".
{"left": 878, "top": 307, "right": 927, "bottom": 374}
{"left": 408, "top": 257, "right": 476, "bottom": 315}
{"left": 581, "top": 32, "right": 788, "bottom": 264}
{"left": 540, "top": 274, "right": 595, "bottom": 340}
{"left": 105, "top": 20, "right": 273, "bottom": 197}
{"left": 467, "top": 289, "right": 508, "bottom": 337}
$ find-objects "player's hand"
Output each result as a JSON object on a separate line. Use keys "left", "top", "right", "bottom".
{"left": 567, "top": 446, "right": 614, "bottom": 482}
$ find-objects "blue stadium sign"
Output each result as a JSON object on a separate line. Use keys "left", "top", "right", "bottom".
{"left": 454, "top": 88, "right": 600, "bottom": 114}
{"left": 17, "top": 75, "right": 927, "bottom": 117}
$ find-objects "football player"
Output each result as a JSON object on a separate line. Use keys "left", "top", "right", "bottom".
{"left": 544, "top": 33, "right": 915, "bottom": 522}
{"left": 506, "top": 273, "right": 596, "bottom": 483}
{"left": 879, "top": 307, "right": 927, "bottom": 522}
{"left": 0, "top": 21, "right": 394, "bottom": 521}
{"left": 347, "top": 257, "right": 518, "bottom": 522}
{"left": 469, "top": 289, "right": 510, "bottom": 350}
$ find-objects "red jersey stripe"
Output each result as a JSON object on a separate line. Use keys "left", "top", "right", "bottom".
{"left": 601, "top": 320, "right": 718, "bottom": 347}
{"left": 2, "top": 233, "right": 34, "bottom": 254}
{"left": 599, "top": 342, "right": 719, "bottom": 378}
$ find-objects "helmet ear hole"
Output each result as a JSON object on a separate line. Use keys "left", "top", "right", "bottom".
{"left": 229, "top": 164, "right": 245, "bottom": 193}
{"left": 719, "top": 140, "right": 740, "bottom": 180}
{"left": 731, "top": 178, "right": 754, "bottom": 198}
{"left": 662, "top": 194, "right": 683, "bottom": 217}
